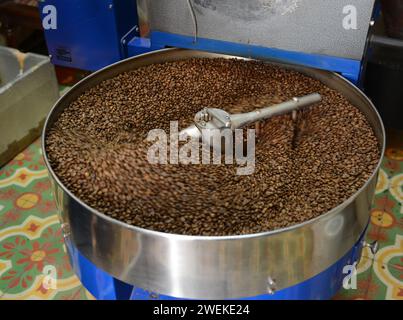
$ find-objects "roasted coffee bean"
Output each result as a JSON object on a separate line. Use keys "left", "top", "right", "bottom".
{"left": 45, "top": 58, "right": 380, "bottom": 236}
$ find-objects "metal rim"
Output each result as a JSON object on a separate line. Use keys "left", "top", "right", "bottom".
{"left": 41, "top": 47, "right": 386, "bottom": 241}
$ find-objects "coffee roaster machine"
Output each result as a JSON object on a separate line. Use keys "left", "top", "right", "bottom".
{"left": 40, "top": 1, "right": 386, "bottom": 300}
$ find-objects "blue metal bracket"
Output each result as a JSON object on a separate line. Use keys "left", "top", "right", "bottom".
{"left": 127, "top": 36, "right": 164, "bottom": 57}
{"left": 120, "top": 25, "right": 140, "bottom": 59}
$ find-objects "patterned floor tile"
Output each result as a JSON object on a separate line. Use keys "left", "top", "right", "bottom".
{"left": 0, "top": 140, "right": 92, "bottom": 300}
{"left": 372, "top": 257, "right": 403, "bottom": 300}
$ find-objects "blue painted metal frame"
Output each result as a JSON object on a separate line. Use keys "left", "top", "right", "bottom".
{"left": 66, "top": 226, "right": 367, "bottom": 300}
{"left": 39, "top": 0, "right": 139, "bottom": 71}
{"left": 127, "top": 31, "right": 362, "bottom": 84}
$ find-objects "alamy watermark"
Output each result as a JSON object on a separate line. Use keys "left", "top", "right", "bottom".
{"left": 42, "top": 265, "right": 57, "bottom": 290}
{"left": 42, "top": 5, "right": 57, "bottom": 30}
{"left": 146, "top": 121, "right": 256, "bottom": 175}
{"left": 342, "top": 263, "right": 358, "bottom": 290}
{"left": 342, "top": 5, "right": 358, "bottom": 30}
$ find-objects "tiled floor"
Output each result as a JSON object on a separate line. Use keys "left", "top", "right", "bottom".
{"left": 0, "top": 140, "right": 93, "bottom": 299}
{"left": 0, "top": 138, "right": 402, "bottom": 300}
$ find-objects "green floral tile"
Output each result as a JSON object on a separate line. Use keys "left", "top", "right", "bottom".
{"left": 0, "top": 139, "right": 92, "bottom": 300}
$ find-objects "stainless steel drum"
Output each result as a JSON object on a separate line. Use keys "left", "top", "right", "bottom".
{"left": 42, "top": 48, "right": 385, "bottom": 299}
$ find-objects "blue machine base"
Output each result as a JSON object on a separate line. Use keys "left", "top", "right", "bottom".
{"left": 66, "top": 231, "right": 365, "bottom": 300}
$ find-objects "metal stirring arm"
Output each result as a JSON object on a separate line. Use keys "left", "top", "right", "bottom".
{"left": 229, "top": 93, "right": 321, "bottom": 130}
{"left": 179, "top": 93, "right": 322, "bottom": 139}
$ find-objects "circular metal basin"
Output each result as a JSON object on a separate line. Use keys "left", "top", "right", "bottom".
{"left": 42, "top": 48, "right": 385, "bottom": 299}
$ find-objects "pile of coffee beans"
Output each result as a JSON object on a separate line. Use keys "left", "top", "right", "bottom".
{"left": 46, "top": 58, "right": 380, "bottom": 236}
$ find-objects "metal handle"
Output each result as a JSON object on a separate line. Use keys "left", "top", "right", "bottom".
{"left": 230, "top": 93, "right": 322, "bottom": 129}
